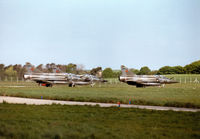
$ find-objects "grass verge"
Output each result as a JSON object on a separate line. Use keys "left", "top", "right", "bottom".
{"left": 0, "top": 81, "right": 200, "bottom": 108}
{"left": 0, "top": 103, "right": 200, "bottom": 139}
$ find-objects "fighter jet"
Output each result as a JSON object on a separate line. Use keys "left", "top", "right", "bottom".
{"left": 119, "top": 65, "right": 178, "bottom": 87}
{"left": 24, "top": 72, "right": 107, "bottom": 87}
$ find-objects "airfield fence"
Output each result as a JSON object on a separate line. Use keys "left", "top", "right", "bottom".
{"left": 0, "top": 75, "right": 199, "bottom": 84}
{"left": 0, "top": 76, "right": 24, "bottom": 82}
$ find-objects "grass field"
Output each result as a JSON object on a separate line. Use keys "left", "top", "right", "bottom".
{"left": 0, "top": 78, "right": 200, "bottom": 108}
{"left": 0, "top": 103, "right": 199, "bottom": 139}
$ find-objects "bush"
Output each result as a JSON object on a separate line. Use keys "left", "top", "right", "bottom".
{"left": 102, "top": 68, "right": 115, "bottom": 78}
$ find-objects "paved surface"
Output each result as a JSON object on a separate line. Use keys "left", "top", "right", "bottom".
{"left": 0, "top": 96, "right": 199, "bottom": 112}
{"left": 1, "top": 86, "right": 26, "bottom": 88}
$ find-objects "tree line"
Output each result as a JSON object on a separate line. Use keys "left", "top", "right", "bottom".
{"left": 102, "top": 60, "right": 200, "bottom": 78}
{"left": 0, "top": 60, "right": 199, "bottom": 80}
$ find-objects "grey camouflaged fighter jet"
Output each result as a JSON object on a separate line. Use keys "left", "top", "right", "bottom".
{"left": 119, "top": 65, "right": 178, "bottom": 87}
{"left": 24, "top": 73, "right": 107, "bottom": 87}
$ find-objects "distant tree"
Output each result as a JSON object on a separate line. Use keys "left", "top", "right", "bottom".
{"left": 5, "top": 66, "right": 17, "bottom": 77}
{"left": 90, "top": 67, "right": 102, "bottom": 75}
{"left": 149, "top": 70, "right": 158, "bottom": 75}
{"left": 130, "top": 68, "right": 139, "bottom": 75}
{"left": 13, "top": 64, "right": 23, "bottom": 78}
{"left": 25, "top": 62, "right": 31, "bottom": 65}
{"left": 158, "top": 66, "right": 172, "bottom": 74}
{"left": 172, "top": 66, "right": 185, "bottom": 74}
{"left": 138, "top": 66, "right": 151, "bottom": 75}
{"left": 113, "top": 70, "right": 121, "bottom": 78}
{"left": 158, "top": 65, "right": 186, "bottom": 74}
{"left": 66, "top": 63, "right": 77, "bottom": 73}
{"left": 13, "top": 64, "right": 22, "bottom": 72}
{"left": 184, "top": 60, "right": 200, "bottom": 74}
{"left": 0, "top": 64, "right": 4, "bottom": 71}
{"left": 0, "top": 64, "right": 5, "bottom": 79}
{"left": 102, "top": 68, "right": 115, "bottom": 78}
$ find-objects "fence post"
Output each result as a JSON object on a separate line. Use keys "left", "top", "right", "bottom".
{"left": 194, "top": 78, "right": 199, "bottom": 83}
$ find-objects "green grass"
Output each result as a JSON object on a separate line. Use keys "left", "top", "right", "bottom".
{"left": 165, "top": 74, "right": 200, "bottom": 83}
{"left": 0, "top": 80, "right": 200, "bottom": 108}
{"left": 0, "top": 103, "right": 199, "bottom": 139}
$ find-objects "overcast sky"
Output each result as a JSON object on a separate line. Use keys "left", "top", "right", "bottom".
{"left": 0, "top": 0, "right": 199, "bottom": 70}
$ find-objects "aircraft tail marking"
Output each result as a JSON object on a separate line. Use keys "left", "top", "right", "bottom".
{"left": 121, "top": 65, "right": 135, "bottom": 77}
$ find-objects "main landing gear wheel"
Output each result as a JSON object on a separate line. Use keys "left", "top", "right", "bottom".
{"left": 46, "top": 84, "right": 52, "bottom": 87}
{"left": 69, "top": 83, "right": 75, "bottom": 87}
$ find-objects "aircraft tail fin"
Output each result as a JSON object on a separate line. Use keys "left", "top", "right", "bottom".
{"left": 96, "top": 71, "right": 102, "bottom": 78}
{"left": 121, "top": 65, "right": 135, "bottom": 77}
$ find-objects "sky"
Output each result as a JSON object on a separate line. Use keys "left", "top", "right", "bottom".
{"left": 0, "top": 0, "right": 199, "bottom": 70}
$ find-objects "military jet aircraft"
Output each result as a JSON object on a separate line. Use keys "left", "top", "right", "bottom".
{"left": 119, "top": 65, "right": 178, "bottom": 87}
{"left": 24, "top": 73, "right": 107, "bottom": 87}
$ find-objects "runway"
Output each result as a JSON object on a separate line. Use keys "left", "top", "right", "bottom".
{"left": 0, "top": 96, "right": 199, "bottom": 112}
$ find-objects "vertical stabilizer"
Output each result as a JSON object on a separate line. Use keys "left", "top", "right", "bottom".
{"left": 96, "top": 71, "right": 102, "bottom": 78}
{"left": 121, "top": 65, "right": 135, "bottom": 77}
